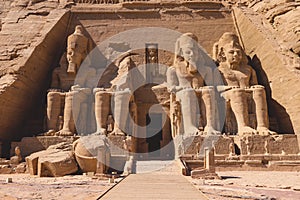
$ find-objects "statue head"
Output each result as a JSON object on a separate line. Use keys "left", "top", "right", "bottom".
{"left": 67, "top": 25, "right": 86, "bottom": 74}
{"left": 74, "top": 25, "right": 84, "bottom": 35}
{"left": 15, "top": 146, "right": 21, "bottom": 156}
{"left": 118, "top": 56, "right": 133, "bottom": 75}
{"left": 115, "top": 52, "right": 137, "bottom": 73}
{"left": 215, "top": 32, "right": 248, "bottom": 68}
{"left": 147, "top": 44, "right": 157, "bottom": 56}
{"left": 174, "top": 33, "right": 200, "bottom": 72}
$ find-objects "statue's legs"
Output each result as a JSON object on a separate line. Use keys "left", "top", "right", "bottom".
{"left": 251, "top": 86, "right": 276, "bottom": 135}
{"left": 59, "top": 91, "right": 77, "bottom": 136}
{"left": 94, "top": 89, "right": 110, "bottom": 135}
{"left": 201, "top": 86, "right": 220, "bottom": 135}
{"left": 59, "top": 90, "right": 88, "bottom": 136}
{"left": 176, "top": 88, "right": 199, "bottom": 136}
{"left": 111, "top": 90, "right": 131, "bottom": 136}
{"left": 46, "top": 91, "right": 63, "bottom": 133}
{"left": 226, "top": 88, "right": 257, "bottom": 136}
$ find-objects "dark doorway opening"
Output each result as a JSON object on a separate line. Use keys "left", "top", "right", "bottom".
{"left": 146, "top": 113, "right": 162, "bottom": 157}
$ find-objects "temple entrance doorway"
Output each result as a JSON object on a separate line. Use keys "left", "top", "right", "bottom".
{"left": 134, "top": 85, "right": 174, "bottom": 160}
{"left": 146, "top": 113, "right": 162, "bottom": 158}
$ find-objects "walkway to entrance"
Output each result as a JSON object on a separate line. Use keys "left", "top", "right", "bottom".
{"left": 99, "top": 160, "right": 208, "bottom": 200}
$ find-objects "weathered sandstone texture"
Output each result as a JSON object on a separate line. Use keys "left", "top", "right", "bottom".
{"left": 0, "top": 1, "right": 69, "bottom": 140}
{"left": 233, "top": 6, "right": 300, "bottom": 139}
{"left": 26, "top": 142, "right": 78, "bottom": 177}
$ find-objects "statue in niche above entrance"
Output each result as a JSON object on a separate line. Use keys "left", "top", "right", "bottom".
{"left": 214, "top": 32, "right": 276, "bottom": 136}
{"left": 146, "top": 44, "right": 159, "bottom": 77}
{"left": 167, "top": 33, "right": 220, "bottom": 136}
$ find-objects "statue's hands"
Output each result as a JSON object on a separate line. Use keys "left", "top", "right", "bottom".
{"left": 47, "top": 88, "right": 65, "bottom": 93}
{"left": 71, "top": 85, "right": 91, "bottom": 94}
{"left": 168, "top": 86, "right": 183, "bottom": 93}
{"left": 71, "top": 84, "right": 80, "bottom": 91}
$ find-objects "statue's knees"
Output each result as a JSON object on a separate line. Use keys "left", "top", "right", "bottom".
{"left": 201, "top": 86, "right": 213, "bottom": 96}
{"left": 230, "top": 88, "right": 246, "bottom": 96}
{"left": 250, "top": 85, "right": 265, "bottom": 90}
{"left": 201, "top": 86, "right": 214, "bottom": 90}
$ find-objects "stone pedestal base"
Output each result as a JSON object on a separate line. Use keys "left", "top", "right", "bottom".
{"left": 182, "top": 134, "right": 299, "bottom": 156}
{"left": 107, "top": 135, "right": 127, "bottom": 156}
{"left": 181, "top": 135, "right": 232, "bottom": 155}
{"left": 234, "top": 134, "right": 300, "bottom": 155}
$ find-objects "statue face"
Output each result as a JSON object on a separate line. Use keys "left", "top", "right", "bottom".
{"left": 75, "top": 26, "right": 83, "bottom": 34}
{"left": 149, "top": 48, "right": 156, "bottom": 56}
{"left": 180, "top": 43, "right": 199, "bottom": 65}
{"left": 223, "top": 44, "right": 242, "bottom": 65}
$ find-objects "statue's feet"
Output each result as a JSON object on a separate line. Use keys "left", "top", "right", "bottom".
{"left": 204, "top": 126, "right": 221, "bottom": 135}
{"left": 238, "top": 126, "right": 257, "bottom": 136}
{"left": 185, "top": 127, "right": 202, "bottom": 136}
{"left": 57, "top": 130, "right": 74, "bottom": 136}
{"left": 92, "top": 128, "right": 107, "bottom": 136}
{"left": 110, "top": 129, "right": 126, "bottom": 136}
{"left": 257, "top": 127, "right": 277, "bottom": 136}
{"left": 44, "top": 130, "right": 56, "bottom": 136}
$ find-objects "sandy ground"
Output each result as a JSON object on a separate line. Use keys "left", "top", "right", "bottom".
{"left": 1, "top": 167, "right": 300, "bottom": 200}
{"left": 0, "top": 174, "right": 117, "bottom": 200}
{"left": 189, "top": 171, "right": 300, "bottom": 200}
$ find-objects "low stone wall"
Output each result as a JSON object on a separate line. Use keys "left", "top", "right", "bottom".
{"left": 10, "top": 136, "right": 78, "bottom": 158}
{"left": 184, "top": 135, "right": 233, "bottom": 155}
{"left": 236, "top": 134, "right": 300, "bottom": 155}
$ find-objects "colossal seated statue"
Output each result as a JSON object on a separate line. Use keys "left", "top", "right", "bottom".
{"left": 46, "top": 25, "right": 94, "bottom": 136}
{"left": 94, "top": 53, "right": 137, "bottom": 136}
{"left": 214, "top": 32, "right": 276, "bottom": 136}
{"left": 167, "top": 33, "right": 219, "bottom": 136}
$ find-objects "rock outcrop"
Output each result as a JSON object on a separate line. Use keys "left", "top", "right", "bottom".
{"left": 0, "top": 1, "right": 69, "bottom": 140}
{"left": 26, "top": 142, "right": 78, "bottom": 177}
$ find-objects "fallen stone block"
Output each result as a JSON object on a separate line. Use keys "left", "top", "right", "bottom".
{"left": 38, "top": 150, "right": 78, "bottom": 177}
{"left": 26, "top": 142, "right": 78, "bottom": 177}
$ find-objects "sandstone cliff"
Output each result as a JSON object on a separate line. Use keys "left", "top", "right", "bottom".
{"left": 0, "top": 1, "right": 69, "bottom": 140}
{"left": 0, "top": 0, "right": 299, "bottom": 142}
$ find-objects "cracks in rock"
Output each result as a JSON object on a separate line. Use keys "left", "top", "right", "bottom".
{"left": 16, "top": 10, "right": 50, "bottom": 23}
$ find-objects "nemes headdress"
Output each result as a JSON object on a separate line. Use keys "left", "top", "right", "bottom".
{"left": 174, "top": 33, "right": 198, "bottom": 63}
{"left": 213, "top": 32, "right": 247, "bottom": 64}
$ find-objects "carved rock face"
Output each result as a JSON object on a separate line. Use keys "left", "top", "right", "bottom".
{"left": 223, "top": 44, "right": 243, "bottom": 67}
{"left": 180, "top": 43, "right": 199, "bottom": 68}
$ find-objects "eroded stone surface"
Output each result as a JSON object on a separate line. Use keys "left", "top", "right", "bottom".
{"left": 26, "top": 142, "right": 78, "bottom": 177}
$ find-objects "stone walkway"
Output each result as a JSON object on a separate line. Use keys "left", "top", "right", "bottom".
{"left": 99, "top": 160, "right": 208, "bottom": 200}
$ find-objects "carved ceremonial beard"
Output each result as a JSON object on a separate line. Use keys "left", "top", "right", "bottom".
{"left": 177, "top": 61, "right": 197, "bottom": 76}
{"left": 227, "top": 61, "right": 240, "bottom": 70}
